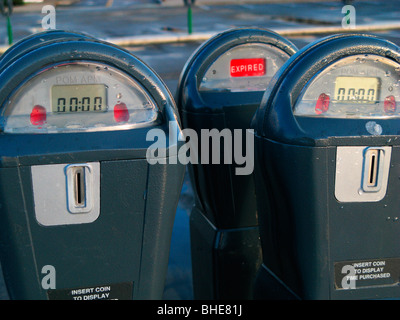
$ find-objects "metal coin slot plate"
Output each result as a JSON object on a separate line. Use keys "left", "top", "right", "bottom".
{"left": 335, "top": 146, "right": 391, "bottom": 202}
{"left": 31, "top": 162, "right": 100, "bottom": 226}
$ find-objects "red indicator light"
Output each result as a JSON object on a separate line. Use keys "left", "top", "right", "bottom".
{"left": 230, "top": 58, "right": 266, "bottom": 77}
{"left": 384, "top": 95, "right": 396, "bottom": 113}
{"left": 114, "top": 102, "right": 129, "bottom": 122}
{"left": 30, "top": 105, "right": 47, "bottom": 126}
{"left": 315, "top": 93, "right": 330, "bottom": 115}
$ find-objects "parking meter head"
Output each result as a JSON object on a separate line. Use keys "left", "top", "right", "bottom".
{"left": 254, "top": 33, "right": 400, "bottom": 144}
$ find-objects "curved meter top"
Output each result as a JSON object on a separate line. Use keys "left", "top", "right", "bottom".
{"left": 294, "top": 54, "right": 400, "bottom": 119}
{"left": 1, "top": 61, "right": 159, "bottom": 133}
{"left": 199, "top": 43, "right": 291, "bottom": 93}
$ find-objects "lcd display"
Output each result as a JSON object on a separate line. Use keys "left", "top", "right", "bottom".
{"left": 51, "top": 84, "right": 107, "bottom": 113}
{"left": 334, "top": 76, "right": 380, "bottom": 104}
{"left": 230, "top": 58, "right": 266, "bottom": 77}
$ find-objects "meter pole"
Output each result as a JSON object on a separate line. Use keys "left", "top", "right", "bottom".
{"left": 183, "top": 0, "right": 194, "bottom": 35}
{"left": 1, "top": 0, "right": 13, "bottom": 45}
{"left": 187, "top": 5, "right": 192, "bottom": 35}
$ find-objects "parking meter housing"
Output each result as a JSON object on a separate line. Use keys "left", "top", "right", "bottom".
{"left": 253, "top": 34, "right": 400, "bottom": 300}
{"left": 0, "top": 33, "right": 185, "bottom": 300}
{"left": 177, "top": 28, "right": 297, "bottom": 299}
{"left": 0, "top": 30, "right": 95, "bottom": 73}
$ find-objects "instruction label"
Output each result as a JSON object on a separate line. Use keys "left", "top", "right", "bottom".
{"left": 47, "top": 282, "right": 133, "bottom": 300}
{"left": 334, "top": 258, "right": 400, "bottom": 289}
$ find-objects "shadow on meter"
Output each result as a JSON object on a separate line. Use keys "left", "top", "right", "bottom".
{"left": 163, "top": 170, "right": 195, "bottom": 300}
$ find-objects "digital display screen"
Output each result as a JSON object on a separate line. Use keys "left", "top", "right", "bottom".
{"left": 230, "top": 58, "right": 266, "bottom": 77}
{"left": 334, "top": 76, "right": 380, "bottom": 104}
{"left": 51, "top": 84, "right": 107, "bottom": 113}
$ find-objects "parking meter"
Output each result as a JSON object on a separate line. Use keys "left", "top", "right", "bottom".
{"left": 252, "top": 33, "right": 400, "bottom": 300}
{"left": 0, "top": 31, "right": 185, "bottom": 300}
{"left": 176, "top": 28, "right": 297, "bottom": 299}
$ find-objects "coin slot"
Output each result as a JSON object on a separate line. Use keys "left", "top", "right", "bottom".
{"left": 74, "top": 168, "right": 85, "bottom": 207}
{"left": 362, "top": 148, "right": 385, "bottom": 193}
{"left": 66, "top": 164, "right": 94, "bottom": 214}
{"left": 367, "top": 150, "right": 379, "bottom": 187}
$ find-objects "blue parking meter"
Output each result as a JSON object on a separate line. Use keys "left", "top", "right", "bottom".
{"left": 253, "top": 33, "right": 400, "bottom": 300}
{"left": 177, "top": 28, "right": 297, "bottom": 299}
{"left": 0, "top": 31, "right": 185, "bottom": 300}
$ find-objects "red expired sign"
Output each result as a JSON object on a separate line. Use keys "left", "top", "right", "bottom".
{"left": 230, "top": 58, "right": 266, "bottom": 77}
